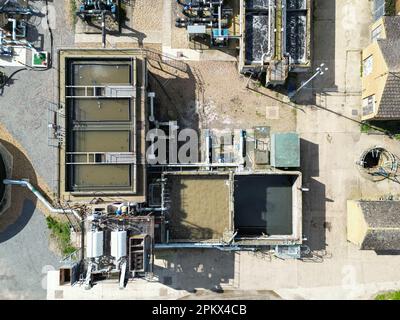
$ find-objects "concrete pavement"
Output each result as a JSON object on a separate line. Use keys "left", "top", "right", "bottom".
{"left": 230, "top": 0, "right": 400, "bottom": 299}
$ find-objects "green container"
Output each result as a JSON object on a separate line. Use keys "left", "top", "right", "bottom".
{"left": 271, "top": 132, "right": 300, "bottom": 168}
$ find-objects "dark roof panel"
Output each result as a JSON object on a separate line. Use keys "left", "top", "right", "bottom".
{"left": 374, "top": 16, "right": 400, "bottom": 118}
{"left": 358, "top": 201, "right": 400, "bottom": 251}
{"left": 359, "top": 201, "right": 400, "bottom": 228}
{"left": 375, "top": 73, "right": 400, "bottom": 119}
{"left": 361, "top": 229, "right": 400, "bottom": 251}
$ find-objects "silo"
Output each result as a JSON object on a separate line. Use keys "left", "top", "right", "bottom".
{"left": 111, "top": 230, "right": 127, "bottom": 261}
{"left": 86, "top": 231, "right": 104, "bottom": 258}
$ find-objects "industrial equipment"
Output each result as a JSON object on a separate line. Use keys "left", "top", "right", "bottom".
{"left": 77, "top": 0, "right": 118, "bottom": 20}
{"left": 82, "top": 204, "right": 156, "bottom": 290}
{"left": 76, "top": 0, "right": 120, "bottom": 48}
{"left": 176, "top": 0, "right": 233, "bottom": 48}
{"left": 0, "top": 1, "right": 41, "bottom": 60}
{"left": 0, "top": 0, "right": 36, "bottom": 16}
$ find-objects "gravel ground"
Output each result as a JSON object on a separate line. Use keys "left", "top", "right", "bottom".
{"left": 130, "top": 0, "right": 164, "bottom": 32}
{"left": 148, "top": 58, "right": 296, "bottom": 132}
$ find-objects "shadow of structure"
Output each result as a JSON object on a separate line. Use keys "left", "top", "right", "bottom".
{"left": 146, "top": 50, "right": 200, "bottom": 132}
{"left": 145, "top": 51, "right": 236, "bottom": 289}
{"left": 291, "top": 0, "right": 337, "bottom": 105}
{"left": 0, "top": 139, "right": 39, "bottom": 243}
{"left": 366, "top": 120, "right": 400, "bottom": 138}
{"left": 300, "top": 138, "right": 328, "bottom": 251}
{"left": 153, "top": 249, "right": 235, "bottom": 292}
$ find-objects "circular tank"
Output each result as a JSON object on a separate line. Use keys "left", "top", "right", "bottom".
{"left": 358, "top": 147, "right": 398, "bottom": 181}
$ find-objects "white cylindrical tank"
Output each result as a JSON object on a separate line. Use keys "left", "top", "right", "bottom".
{"left": 86, "top": 231, "right": 104, "bottom": 258}
{"left": 111, "top": 230, "right": 127, "bottom": 260}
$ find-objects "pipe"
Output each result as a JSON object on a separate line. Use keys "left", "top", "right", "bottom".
{"left": 218, "top": 4, "right": 221, "bottom": 36}
{"left": 260, "top": 0, "right": 272, "bottom": 66}
{"left": 8, "top": 18, "right": 16, "bottom": 41}
{"left": 3, "top": 179, "right": 82, "bottom": 221}
{"left": 267, "top": 0, "right": 271, "bottom": 56}
{"left": 149, "top": 162, "right": 240, "bottom": 168}
{"left": 119, "top": 258, "right": 127, "bottom": 289}
{"left": 148, "top": 92, "right": 155, "bottom": 122}
{"left": 205, "top": 130, "right": 211, "bottom": 164}
{"left": 154, "top": 243, "right": 257, "bottom": 251}
{"left": 101, "top": 11, "right": 106, "bottom": 48}
{"left": 155, "top": 243, "right": 230, "bottom": 249}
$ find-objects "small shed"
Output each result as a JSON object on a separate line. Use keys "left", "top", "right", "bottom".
{"left": 270, "top": 132, "right": 300, "bottom": 168}
{"left": 347, "top": 200, "right": 400, "bottom": 250}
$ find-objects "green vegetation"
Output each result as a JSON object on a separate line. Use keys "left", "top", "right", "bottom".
{"left": 46, "top": 216, "right": 76, "bottom": 256}
{"left": 361, "top": 121, "right": 400, "bottom": 140}
{"left": 70, "top": 0, "right": 77, "bottom": 25}
{"left": 385, "top": 0, "right": 396, "bottom": 16}
{"left": 361, "top": 123, "right": 371, "bottom": 133}
{"left": 256, "top": 110, "right": 264, "bottom": 118}
{"left": 375, "top": 291, "right": 400, "bottom": 300}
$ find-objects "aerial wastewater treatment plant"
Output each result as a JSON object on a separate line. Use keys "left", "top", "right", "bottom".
{"left": 1, "top": 46, "right": 309, "bottom": 290}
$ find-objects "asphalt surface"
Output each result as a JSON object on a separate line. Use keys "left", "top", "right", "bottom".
{"left": 0, "top": 0, "right": 74, "bottom": 299}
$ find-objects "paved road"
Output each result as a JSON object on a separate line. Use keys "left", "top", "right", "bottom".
{"left": 235, "top": 0, "right": 400, "bottom": 299}
{"left": 0, "top": 0, "right": 72, "bottom": 299}
{"left": 0, "top": 206, "right": 60, "bottom": 299}
{"left": 0, "top": 0, "right": 74, "bottom": 192}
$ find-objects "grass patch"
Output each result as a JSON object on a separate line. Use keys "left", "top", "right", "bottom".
{"left": 46, "top": 216, "right": 76, "bottom": 256}
{"left": 70, "top": 0, "right": 77, "bottom": 26}
{"left": 385, "top": 0, "right": 396, "bottom": 16}
{"left": 360, "top": 121, "right": 400, "bottom": 139}
{"left": 256, "top": 110, "right": 264, "bottom": 118}
{"left": 375, "top": 291, "right": 400, "bottom": 300}
{"left": 361, "top": 122, "right": 372, "bottom": 133}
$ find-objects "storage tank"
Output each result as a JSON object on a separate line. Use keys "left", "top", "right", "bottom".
{"left": 111, "top": 230, "right": 127, "bottom": 260}
{"left": 86, "top": 231, "right": 104, "bottom": 258}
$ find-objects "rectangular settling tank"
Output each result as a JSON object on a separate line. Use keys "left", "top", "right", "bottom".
{"left": 166, "top": 174, "right": 231, "bottom": 242}
{"left": 286, "top": 0, "right": 308, "bottom": 64}
{"left": 65, "top": 59, "right": 135, "bottom": 192}
{"left": 233, "top": 173, "right": 301, "bottom": 241}
{"left": 162, "top": 171, "right": 302, "bottom": 246}
{"left": 244, "top": 0, "right": 275, "bottom": 64}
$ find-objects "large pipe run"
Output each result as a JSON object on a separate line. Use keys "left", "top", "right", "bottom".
{"left": 155, "top": 243, "right": 257, "bottom": 251}
{"left": 149, "top": 162, "right": 240, "bottom": 168}
{"left": 3, "top": 179, "right": 82, "bottom": 221}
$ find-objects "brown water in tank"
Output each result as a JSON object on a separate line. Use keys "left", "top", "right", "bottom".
{"left": 68, "top": 62, "right": 134, "bottom": 190}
